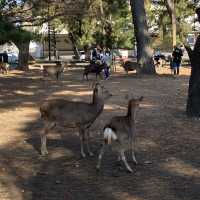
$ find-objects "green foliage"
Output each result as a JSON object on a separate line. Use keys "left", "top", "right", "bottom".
{"left": 147, "top": 0, "right": 195, "bottom": 48}
{"left": 65, "top": 0, "right": 134, "bottom": 49}
{"left": 0, "top": 16, "right": 35, "bottom": 45}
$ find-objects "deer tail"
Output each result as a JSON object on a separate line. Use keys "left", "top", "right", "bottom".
{"left": 103, "top": 126, "right": 117, "bottom": 144}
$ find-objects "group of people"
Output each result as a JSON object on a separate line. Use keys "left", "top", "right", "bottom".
{"left": 154, "top": 45, "right": 184, "bottom": 76}
{"left": 90, "top": 45, "right": 112, "bottom": 79}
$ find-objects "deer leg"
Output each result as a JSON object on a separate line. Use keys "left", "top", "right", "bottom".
{"left": 79, "top": 128, "right": 86, "bottom": 158}
{"left": 132, "top": 151, "right": 138, "bottom": 165}
{"left": 41, "top": 134, "right": 48, "bottom": 156}
{"left": 120, "top": 150, "right": 133, "bottom": 173}
{"left": 86, "top": 129, "right": 94, "bottom": 156}
{"left": 131, "top": 141, "right": 138, "bottom": 164}
{"left": 96, "top": 145, "right": 106, "bottom": 171}
{"left": 40, "top": 122, "right": 55, "bottom": 156}
{"left": 117, "top": 155, "right": 121, "bottom": 162}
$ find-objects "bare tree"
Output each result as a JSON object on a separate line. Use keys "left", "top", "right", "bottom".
{"left": 130, "top": 0, "right": 156, "bottom": 74}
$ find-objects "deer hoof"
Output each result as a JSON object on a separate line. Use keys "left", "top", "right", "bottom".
{"left": 127, "top": 168, "right": 133, "bottom": 173}
{"left": 133, "top": 161, "right": 138, "bottom": 165}
{"left": 88, "top": 152, "right": 94, "bottom": 157}
{"left": 41, "top": 149, "right": 48, "bottom": 156}
{"left": 81, "top": 152, "right": 86, "bottom": 158}
{"left": 96, "top": 165, "right": 100, "bottom": 171}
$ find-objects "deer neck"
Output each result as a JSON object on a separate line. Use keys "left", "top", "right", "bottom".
{"left": 92, "top": 95, "right": 104, "bottom": 113}
{"left": 127, "top": 103, "right": 137, "bottom": 123}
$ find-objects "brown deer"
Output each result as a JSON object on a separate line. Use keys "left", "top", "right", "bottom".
{"left": 122, "top": 60, "right": 142, "bottom": 75}
{"left": 83, "top": 62, "right": 106, "bottom": 81}
{"left": 39, "top": 83, "right": 112, "bottom": 157}
{"left": 0, "top": 62, "right": 9, "bottom": 74}
{"left": 43, "top": 61, "right": 65, "bottom": 80}
{"left": 96, "top": 96, "right": 143, "bottom": 173}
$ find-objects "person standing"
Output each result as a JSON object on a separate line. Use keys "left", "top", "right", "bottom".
{"left": 154, "top": 49, "right": 161, "bottom": 67}
{"left": 172, "top": 46, "right": 183, "bottom": 76}
{"left": 103, "top": 49, "right": 111, "bottom": 80}
{"left": 90, "top": 46, "right": 100, "bottom": 63}
{"left": 3, "top": 51, "right": 8, "bottom": 64}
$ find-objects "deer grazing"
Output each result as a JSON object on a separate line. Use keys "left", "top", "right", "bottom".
{"left": 122, "top": 60, "right": 141, "bottom": 75}
{"left": 83, "top": 62, "right": 106, "bottom": 81}
{"left": 96, "top": 96, "right": 143, "bottom": 173}
{"left": 39, "top": 83, "right": 112, "bottom": 157}
{"left": 43, "top": 61, "right": 64, "bottom": 80}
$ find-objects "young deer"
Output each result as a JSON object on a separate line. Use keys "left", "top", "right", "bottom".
{"left": 0, "top": 62, "right": 9, "bottom": 74}
{"left": 39, "top": 83, "right": 112, "bottom": 157}
{"left": 122, "top": 60, "right": 142, "bottom": 75}
{"left": 96, "top": 96, "right": 143, "bottom": 173}
{"left": 83, "top": 62, "right": 106, "bottom": 81}
{"left": 43, "top": 61, "right": 64, "bottom": 80}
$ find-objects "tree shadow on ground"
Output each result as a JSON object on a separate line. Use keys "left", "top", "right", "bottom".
{"left": 0, "top": 67, "right": 199, "bottom": 200}
{"left": 0, "top": 68, "right": 91, "bottom": 111}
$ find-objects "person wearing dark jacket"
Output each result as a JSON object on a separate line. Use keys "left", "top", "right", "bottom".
{"left": 172, "top": 46, "right": 183, "bottom": 75}
{"left": 2, "top": 51, "right": 8, "bottom": 63}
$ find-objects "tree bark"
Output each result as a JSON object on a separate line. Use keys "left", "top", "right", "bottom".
{"left": 130, "top": 0, "right": 155, "bottom": 74}
{"left": 185, "top": 36, "right": 200, "bottom": 117}
{"left": 15, "top": 41, "right": 30, "bottom": 70}
{"left": 69, "top": 33, "right": 80, "bottom": 60}
{"left": 165, "top": 0, "right": 176, "bottom": 47}
{"left": 185, "top": 8, "right": 200, "bottom": 118}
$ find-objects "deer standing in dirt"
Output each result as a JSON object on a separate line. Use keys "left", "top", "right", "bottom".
{"left": 43, "top": 61, "right": 65, "bottom": 80}
{"left": 83, "top": 62, "right": 106, "bottom": 80}
{"left": 0, "top": 62, "right": 9, "bottom": 74}
{"left": 122, "top": 60, "right": 141, "bottom": 75}
{"left": 39, "top": 83, "right": 112, "bottom": 157}
{"left": 96, "top": 96, "right": 143, "bottom": 173}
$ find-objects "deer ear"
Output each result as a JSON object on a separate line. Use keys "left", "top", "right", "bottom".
{"left": 125, "top": 94, "right": 129, "bottom": 100}
{"left": 139, "top": 96, "right": 143, "bottom": 101}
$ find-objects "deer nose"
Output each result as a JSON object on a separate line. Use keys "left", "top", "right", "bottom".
{"left": 107, "top": 92, "right": 112, "bottom": 97}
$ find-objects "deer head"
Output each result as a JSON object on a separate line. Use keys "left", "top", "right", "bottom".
{"left": 126, "top": 95, "right": 143, "bottom": 118}
{"left": 92, "top": 82, "right": 112, "bottom": 103}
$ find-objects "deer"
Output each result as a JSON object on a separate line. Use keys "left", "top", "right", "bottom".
{"left": 39, "top": 83, "right": 112, "bottom": 158}
{"left": 122, "top": 60, "right": 142, "bottom": 75}
{"left": 43, "top": 61, "right": 65, "bottom": 80}
{"left": 0, "top": 62, "right": 9, "bottom": 74}
{"left": 96, "top": 96, "right": 143, "bottom": 173}
{"left": 83, "top": 61, "right": 106, "bottom": 81}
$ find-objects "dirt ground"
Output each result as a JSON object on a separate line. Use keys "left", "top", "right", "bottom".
{"left": 0, "top": 64, "right": 199, "bottom": 200}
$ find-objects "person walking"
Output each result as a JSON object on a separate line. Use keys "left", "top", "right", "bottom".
{"left": 172, "top": 45, "right": 183, "bottom": 76}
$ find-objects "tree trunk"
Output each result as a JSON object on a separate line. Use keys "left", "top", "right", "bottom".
{"left": 69, "top": 33, "right": 80, "bottom": 60}
{"left": 185, "top": 37, "right": 200, "bottom": 117}
{"left": 16, "top": 41, "right": 30, "bottom": 70}
{"left": 185, "top": 8, "right": 200, "bottom": 118}
{"left": 165, "top": 0, "right": 176, "bottom": 47}
{"left": 130, "top": 0, "right": 155, "bottom": 74}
